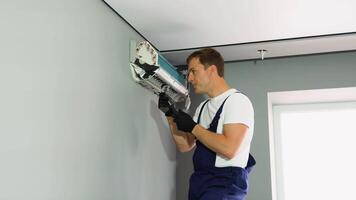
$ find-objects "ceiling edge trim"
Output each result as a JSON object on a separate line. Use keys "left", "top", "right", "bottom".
{"left": 225, "top": 49, "right": 356, "bottom": 63}
{"left": 174, "top": 49, "right": 356, "bottom": 68}
{"left": 161, "top": 32, "right": 356, "bottom": 53}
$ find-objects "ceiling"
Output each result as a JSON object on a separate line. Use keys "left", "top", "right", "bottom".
{"left": 103, "top": 0, "right": 356, "bottom": 65}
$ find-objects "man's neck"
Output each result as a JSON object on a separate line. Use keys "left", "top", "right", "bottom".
{"left": 206, "top": 78, "right": 231, "bottom": 98}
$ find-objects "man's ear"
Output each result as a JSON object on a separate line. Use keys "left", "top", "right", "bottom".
{"left": 209, "top": 65, "right": 218, "bottom": 75}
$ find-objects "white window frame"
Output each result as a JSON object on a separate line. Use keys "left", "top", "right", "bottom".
{"left": 267, "top": 87, "right": 356, "bottom": 200}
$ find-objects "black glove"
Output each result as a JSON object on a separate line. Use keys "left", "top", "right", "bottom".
{"left": 173, "top": 110, "right": 197, "bottom": 133}
{"left": 158, "top": 93, "right": 173, "bottom": 116}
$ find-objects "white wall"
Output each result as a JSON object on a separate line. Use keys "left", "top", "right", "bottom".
{"left": 0, "top": 1, "right": 176, "bottom": 200}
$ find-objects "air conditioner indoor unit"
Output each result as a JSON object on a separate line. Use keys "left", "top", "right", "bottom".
{"left": 129, "top": 40, "right": 191, "bottom": 111}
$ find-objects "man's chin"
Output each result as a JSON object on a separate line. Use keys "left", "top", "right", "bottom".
{"left": 194, "top": 88, "right": 204, "bottom": 94}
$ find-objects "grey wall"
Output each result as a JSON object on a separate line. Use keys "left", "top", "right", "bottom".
{"left": 227, "top": 51, "right": 356, "bottom": 200}
{"left": 177, "top": 51, "right": 356, "bottom": 200}
{"left": 0, "top": 1, "right": 176, "bottom": 200}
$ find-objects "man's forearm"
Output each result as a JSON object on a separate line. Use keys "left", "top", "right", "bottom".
{"left": 191, "top": 125, "right": 235, "bottom": 159}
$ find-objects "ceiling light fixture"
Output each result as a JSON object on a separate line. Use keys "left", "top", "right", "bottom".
{"left": 257, "top": 49, "right": 267, "bottom": 60}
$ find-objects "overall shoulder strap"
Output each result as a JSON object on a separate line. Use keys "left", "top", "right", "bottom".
{"left": 197, "top": 91, "right": 241, "bottom": 126}
{"left": 197, "top": 99, "right": 209, "bottom": 124}
{"left": 208, "top": 92, "right": 240, "bottom": 131}
{"left": 214, "top": 92, "right": 240, "bottom": 120}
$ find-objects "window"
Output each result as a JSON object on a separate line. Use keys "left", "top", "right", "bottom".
{"left": 268, "top": 87, "right": 356, "bottom": 200}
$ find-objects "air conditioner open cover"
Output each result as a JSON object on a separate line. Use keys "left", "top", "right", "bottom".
{"left": 129, "top": 40, "right": 190, "bottom": 109}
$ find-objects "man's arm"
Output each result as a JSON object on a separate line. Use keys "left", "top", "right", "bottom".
{"left": 157, "top": 93, "right": 196, "bottom": 152}
{"left": 191, "top": 123, "right": 248, "bottom": 159}
{"left": 166, "top": 116, "right": 196, "bottom": 152}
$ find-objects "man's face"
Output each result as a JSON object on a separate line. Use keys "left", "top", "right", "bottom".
{"left": 187, "top": 58, "right": 211, "bottom": 94}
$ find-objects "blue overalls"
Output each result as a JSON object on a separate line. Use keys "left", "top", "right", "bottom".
{"left": 189, "top": 93, "right": 256, "bottom": 200}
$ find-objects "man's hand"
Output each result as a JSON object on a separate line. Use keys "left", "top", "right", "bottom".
{"left": 158, "top": 93, "right": 173, "bottom": 116}
{"left": 173, "top": 110, "right": 197, "bottom": 133}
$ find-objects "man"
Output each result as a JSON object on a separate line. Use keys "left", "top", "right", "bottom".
{"left": 159, "top": 48, "right": 255, "bottom": 200}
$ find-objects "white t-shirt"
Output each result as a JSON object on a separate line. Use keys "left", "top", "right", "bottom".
{"left": 193, "top": 88, "right": 254, "bottom": 168}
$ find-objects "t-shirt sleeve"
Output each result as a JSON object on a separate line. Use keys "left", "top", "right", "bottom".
{"left": 223, "top": 93, "right": 254, "bottom": 128}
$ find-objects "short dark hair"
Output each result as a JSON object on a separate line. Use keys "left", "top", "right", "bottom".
{"left": 186, "top": 48, "right": 224, "bottom": 77}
